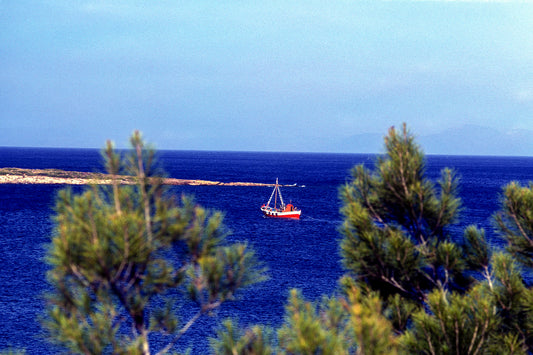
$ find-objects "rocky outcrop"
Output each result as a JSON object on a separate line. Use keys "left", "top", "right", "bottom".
{"left": 0, "top": 168, "right": 275, "bottom": 186}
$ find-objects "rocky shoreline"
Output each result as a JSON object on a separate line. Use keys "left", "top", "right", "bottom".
{"left": 0, "top": 168, "right": 275, "bottom": 187}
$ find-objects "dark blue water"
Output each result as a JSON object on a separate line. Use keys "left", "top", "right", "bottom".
{"left": 1, "top": 147, "right": 533, "bottom": 353}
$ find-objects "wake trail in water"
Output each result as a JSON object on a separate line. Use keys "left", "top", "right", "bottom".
{"left": 302, "top": 216, "right": 342, "bottom": 225}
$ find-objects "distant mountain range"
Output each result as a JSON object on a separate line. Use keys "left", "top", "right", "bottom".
{"left": 338, "top": 125, "right": 533, "bottom": 156}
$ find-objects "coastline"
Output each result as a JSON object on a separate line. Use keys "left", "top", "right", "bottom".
{"left": 0, "top": 168, "right": 275, "bottom": 187}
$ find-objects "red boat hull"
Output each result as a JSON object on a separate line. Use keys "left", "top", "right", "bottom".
{"left": 261, "top": 205, "right": 301, "bottom": 219}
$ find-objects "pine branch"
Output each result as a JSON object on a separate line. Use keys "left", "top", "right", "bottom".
{"left": 507, "top": 199, "right": 532, "bottom": 244}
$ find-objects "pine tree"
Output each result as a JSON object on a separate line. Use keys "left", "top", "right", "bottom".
{"left": 338, "top": 124, "right": 533, "bottom": 352}
{"left": 492, "top": 181, "right": 533, "bottom": 350}
{"left": 42, "top": 132, "right": 267, "bottom": 355}
{"left": 495, "top": 181, "right": 533, "bottom": 269}
{"left": 339, "top": 124, "right": 489, "bottom": 312}
{"left": 339, "top": 124, "right": 533, "bottom": 353}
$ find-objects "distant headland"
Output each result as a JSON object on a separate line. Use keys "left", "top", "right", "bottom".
{"left": 0, "top": 168, "right": 276, "bottom": 187}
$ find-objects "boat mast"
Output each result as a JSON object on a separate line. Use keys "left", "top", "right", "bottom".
{"left": 266, "top": 178, "right": 286, "bottom": 211}
{"left": 274, "top": 178, "right": 278, "bottom": 210}
{"left": 277, "top": 179, "right": 285, "bottom": 208}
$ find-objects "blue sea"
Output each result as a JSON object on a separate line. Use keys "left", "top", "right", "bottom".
{"left": 2, "top": 147, "right": 533, "bottom": 353}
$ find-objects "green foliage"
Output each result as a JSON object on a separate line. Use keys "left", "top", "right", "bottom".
{"left": 401, "top": 286, "right": 498, "bottom": 354}
{"left": 210, "top": 319, "right": 274, "bottom": 355}
{"left": 494, "top": 181, "right": 533, "bottom": 269}
{"left": 461, "top": 225, "right": 490, "bottom": 272}
{"left": 339, "top": 124, "right": 475, "bottom": 305}
{"left": 42, "top": 131, "right": 267, "bottom": 354}
{"left": 339, "top": 124, "right": 533, "bottom": 353}
{"left": 212, "top": 279, "right": 400, "bottom": 355}
{"left": 339, "top": 278, "right": 399, "bottom": 355}
{"left": 385, "top": 293, "right": 418, "bottom": 333}
{"left": 486, "top": 253, "right": 533, "bottom": 350}
{"left": 492, "top": 181, "right": 533, "bottom": 350}
{"left": 337, "top": 124, "right": 533, "bottom": 352}
{"left": 277, "top": 289, "right": 351, "bottom": 355}
{"left": 400, "top": 252, "right": 533, "bottom": 354}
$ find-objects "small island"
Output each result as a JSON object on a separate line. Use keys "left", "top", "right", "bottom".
{"left": 0, "top": 167, "right": 276, "bottom": 187}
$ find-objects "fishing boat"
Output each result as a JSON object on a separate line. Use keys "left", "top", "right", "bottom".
{"left": 261, "top": 178, "right": 301, "bottom": 219}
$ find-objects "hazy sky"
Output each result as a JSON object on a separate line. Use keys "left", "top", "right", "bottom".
{"left": 2, "top": 1, "right": 533, "bottom": 153}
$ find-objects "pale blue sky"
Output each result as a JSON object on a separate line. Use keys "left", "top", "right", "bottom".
{"left": 2, "top": 1, "right": 533, "bottom": 154}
